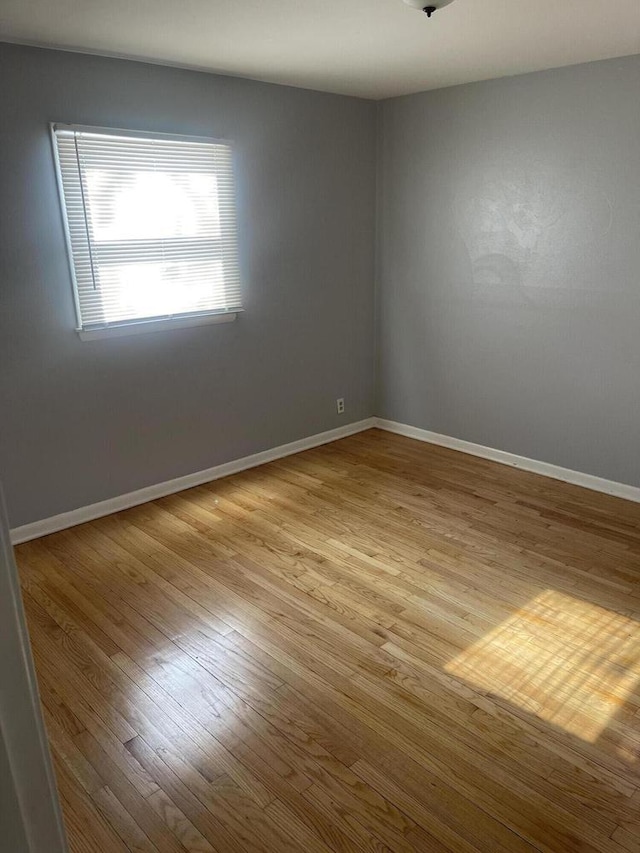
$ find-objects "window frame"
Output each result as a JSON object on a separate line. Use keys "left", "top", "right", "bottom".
{"left": 50, "top": 123, "right": 243, "bottom": 341}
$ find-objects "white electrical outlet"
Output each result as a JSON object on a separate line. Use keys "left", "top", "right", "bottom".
{"left": 336, "top": 398, "right": 345, "bottom": 415}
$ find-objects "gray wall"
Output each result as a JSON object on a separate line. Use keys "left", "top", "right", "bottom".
{"left": 3, "top": 46, "right": 640, "bottom": 528}
{"left": 0, "top": 44, "right": 377, "bottom": 527}
{"left": 377, "top": 55, "right": 640, "bottom": 487}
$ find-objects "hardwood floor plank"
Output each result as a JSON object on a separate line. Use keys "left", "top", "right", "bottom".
{"left": 145, "top": 789, "right": 216, "bottom": 853}
{"left": 127, "top": 736, "right": 309, "bottom": 853}
{"left": 54, "top": 757, "right": 130, "bottom": 853}
{"left": 91, "top": 786, "right": 163, "bottom": 853}
{"left": 74, "top": 730, "right": 189, "bottom": 853}
{"left": 17, "top": 429, "right": 640, "bottom": 852}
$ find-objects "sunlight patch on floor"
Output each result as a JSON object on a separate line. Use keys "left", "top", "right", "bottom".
{"left": 445, "top": 590, "right": 640, "bottom": 742}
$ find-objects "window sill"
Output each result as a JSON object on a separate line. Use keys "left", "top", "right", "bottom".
{"left": 77, "top": 311, "right": 240, "bottom": 341}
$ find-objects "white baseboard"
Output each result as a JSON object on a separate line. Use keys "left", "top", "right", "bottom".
{"left": 11, "top": 415, "right": 638, "bottom": 545}
{"left": 10, "top": 418, "right": 376, "bottom": 545}
{"left": 375, "top": 418, "right": 640, "bottom": 504}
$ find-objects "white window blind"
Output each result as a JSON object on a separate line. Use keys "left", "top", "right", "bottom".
{"left": 52, "top": 125, "right": 242, "bottom": 334}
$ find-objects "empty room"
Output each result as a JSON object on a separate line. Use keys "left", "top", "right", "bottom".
{"left": 1, "top": 1, "right": 640, "bottom": 851}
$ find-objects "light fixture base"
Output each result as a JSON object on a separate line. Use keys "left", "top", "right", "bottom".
{"left": 402, "top": 0, "right": 456, "bottom": 16}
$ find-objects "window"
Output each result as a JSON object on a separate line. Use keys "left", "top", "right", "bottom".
{"left": 52, "top": 125, "right": 242, "bottom": 339}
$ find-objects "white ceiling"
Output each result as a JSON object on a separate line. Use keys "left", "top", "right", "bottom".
{"left": 1, "top": 0, "right": 639, "bottom": 99}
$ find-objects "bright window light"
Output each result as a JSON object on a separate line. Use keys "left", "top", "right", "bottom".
{"left": 52, "top": 125, "right": 242, "bottom": 335}
{"left": 445, "top": 589, "right": 640, "bottom": 745}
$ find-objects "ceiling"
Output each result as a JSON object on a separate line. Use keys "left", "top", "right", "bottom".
{"left": 1, "top": 0, "right": 639, "bottom": 99}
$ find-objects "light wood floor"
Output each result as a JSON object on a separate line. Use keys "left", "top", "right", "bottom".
{"left": 16, "top": 429, "right": 640, "bottom": 853}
